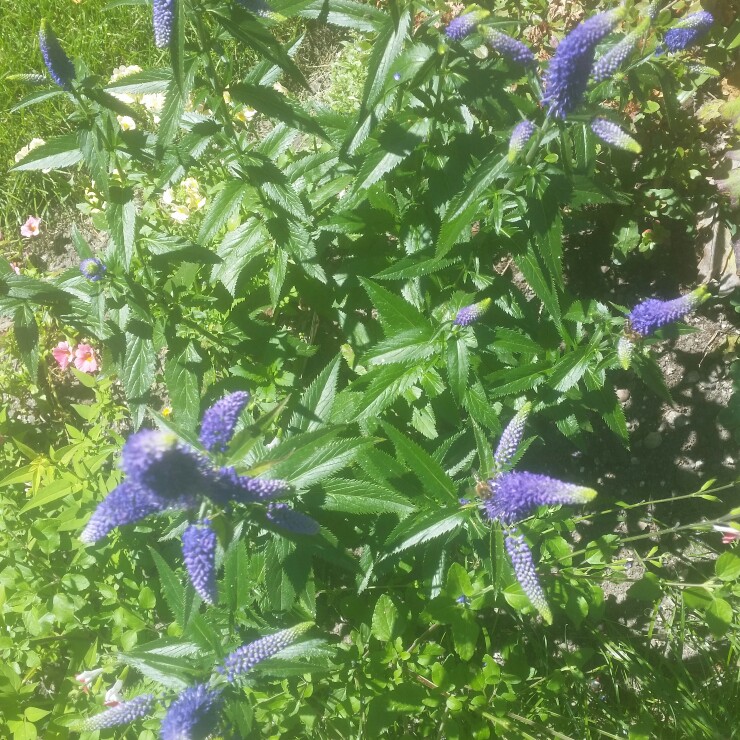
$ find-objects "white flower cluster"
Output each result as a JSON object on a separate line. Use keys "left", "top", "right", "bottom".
{"left": 109, "top": 65, "right": 166, "bottom": 128}
{"left": 161, "top": 177, "right": 207, "bottom": 223}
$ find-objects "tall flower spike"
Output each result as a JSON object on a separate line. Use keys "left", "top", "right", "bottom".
{"left": 445, "top": 9, "right": 489, "bottom": 41}
{"left": 120, "top": 430, "right": 208, "bottom": 504}
{"left": 481, "top": 28, "right": 536, "bottom": 67}
{"left": 482, "top": 471, "right": 597, "bottom": 524}
{"left": 220, "top": 623, "right": 312, "bottom": 682}
{"left": 266, "top": 503, "right": 320, "bottom": 535}
{"left": 209, "top": 466, "right": 291, "bottom": 505}
{"left": 161, "top": 684, "right": 223, "bottom": 740}
{"left": 493, "top": 402, "right": 532, "bottom": 474}
{"left": 591, "top": 118, "right": 642, "bottom": 154}
{"left": 153, "top": 0, "right": 175, "bottom": 48}
{"left": 80, "top": 481, "right": 169, "bottom": 544}
{"left": 79, "top": 257, "right": 107, "bottom": 282}
{"left": 182, "top": 520, "right": 218, "bottom": 604}
{"left": 592, "top": 28, "right": 645, "bottom": 82}
{"left": 199, "top": 391, "right": 251, "bottom": 453}
{"left": 84, "top": 694, "right": 155, "bottom": 730}
{"left": 542, "top": 9, "right": 624, "bottom": 118}
{"left": 454, "top": 298, "right": 491, "bottom": 327}
{"left": 627, "top": 285, "right": 709, "bottom": 337}
{"left": 39, "top": 20, "right": 75, "bottom": 89}
{"left": 505, "top": 530, "right": 553, "bottom": 624}
{"left": 663, "top": 11, "right": 713, "bottom": 53}
{"left": 508, "top": 120, "right": 536, "bottom": 162}
{"left": 617, "top": 336, "right": 634, "bottom": 370}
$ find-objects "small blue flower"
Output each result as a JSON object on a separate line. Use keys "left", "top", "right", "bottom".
{"left": 209, "top": 466, "right": 291, "bottom": 505}
{"left": 199, "top": 391, "right": 251, "bottom": 453}
{"left": 79, "top": 257, "right": 107, "bottom": 282}
{"left": 266, "top": 503, "right": 320, "bottom": 535}
{"left": 456, "top": 595, "right": 471, "bottom": 606}
{"left": 481, "top": 28, "right": 535, "bottom": 67}
{"left": 39, "top": 20, "right": 75, "bottom": 89}
{"left": 85, "top": 694, "right": 155, "bottom": 730}
{"left": 153, "top": 0, "right": 175, "bottom": 48}
{"left": 493, "top": 403, "right": 531, "bottom": 473}
{"left": 627, "top": 286, "right": 708, "bottom": 337}
{"left": 591, "top": 118, "right": 642, "bottom": 153}
{"left": 542, "top": 9, "right": 623, "bottom": 118}
{"left": 505, "top": 530, "right": 553, "bottom": 623}
{"left": 454, "top": 298, "right": 491, "bottom": 327}
{"left": 663, "top": 11, "right": 713, "bottom": 53}
{"left": 508, "top": 120, "right": 537, "bottom": 162}
{"left": 80, "top": 481, "right": 170, "bottom": 544}
{"left": 182, "top": 520, "right": 218, "bottom": 604}
{"left": 161, "top": 684, "right": 222, "bottom": 740}
{"left": 220, "top": 624, "right": 312, "bottom": 682}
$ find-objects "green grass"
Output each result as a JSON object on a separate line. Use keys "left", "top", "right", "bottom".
{"left": 1, "top": 1, "right": 163, "bottom": 233}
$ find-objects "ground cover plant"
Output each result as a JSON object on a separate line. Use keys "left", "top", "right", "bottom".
{"left": 2, "top": 0, "right": 740, "bottom": 736}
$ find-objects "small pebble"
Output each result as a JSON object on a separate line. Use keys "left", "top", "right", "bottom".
{"left": 616, "top": 388, "right": 630, "bottom": 403}
{"left": 644, "top": 431, "right": 662, "bottom": 450}
{"left": 684, "top": 370, "right": 700, "bottom": 383}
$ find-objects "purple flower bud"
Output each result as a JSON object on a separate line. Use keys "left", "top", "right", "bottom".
{"left": 199, "top": 391, "right": 251, "bottom": 453}
{"left": 493, "top": 403, "right": 531, "bottom": 473}
{"left": 505, "top": 530, "right": 553, "bottom": 623}
{"left": 543, "top": 9, "right": 623, "bottom": 118}
{"left": 481, "top": 28, "right": 536, "bottom": 67}
{"left": 182, "top": 520, "right": 218, "bottom": 604}
{"left": 266, "top": 503, "right": 320, "bottom": 535}
{"left": 153, "top": 0, "right": 175, "bottom": 48}
{"left": 121, "top": 430, "right": 208, "bottom": 505}
{"left": 482, "top": 471, "right": 596, "bottom": 524}
{"left": 445, "top": 10, "right": 488, "bottom": 41}
{"left": 219, "top": 624, "right": 312, "bottom": 682}
{"left": 79, "top": 257, "right": 107, "bottom": 282}
{"left": 617, "top": 336, "right": 634, "bottom": 370}
{"left": 508, "top": 120, "right": 536, "bottom": 162}
{"left": 454, "top": 298, "right": 491, "bottom": 327}
{"left": 647, "top": 1, "right": 661, "bottom": 22}
{"left": 591, "top": 118, "right": 642, "bottom": 153}
{"left": 39, "top": 20, "right": 75, "bottom": 90}
{"left": 627, "top": 286, "right": 708, "bottom": 337}
{"left": 663, "top": 11, "right": 713, "bottom": 53}
{"left": 209, "top": 466, "right": 291, "bottom": 505}
{"left": 80, "top": 480, "right": 170, "bottom": 544}
{"left": 161, "top": 684, "right": 222, "bottom": 740}
{"left": 85, "top": 694, "right": 155, "bottom": 730}
{"left": 592, "top": 31, "right": 642, "bottom": 82}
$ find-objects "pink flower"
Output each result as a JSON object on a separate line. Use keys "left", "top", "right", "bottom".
{"left": 20, "top": 215, "right": 41, "bottom": 238}
{"left": 9, "top": 262, "right": 20, "bottom": 275}
{"left": 75, "top": 668, "right": 104, "bottom": 693}
{"left": 52, "top": 341, "right": 75, "bottom": 370}
{"left": 713, "top": 525, "right": 740, "bottom": 544}
{"left": 74, "top": 344, "right": 99, "bottom": 374}
{"left": 104, "top": 679, "right": 124, "bottom": 707}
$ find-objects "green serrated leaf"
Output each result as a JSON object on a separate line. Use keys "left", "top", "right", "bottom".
{"left": 371, "top": 593, "right": 399, "bottom": 641}
{"left": 321, "top": 478, "right": 415, "bottom": 515}
{"left": 289, "top": 356, "right": 341, "bottom": 433}
{"left": 197, "top": 180, "right": 249, "bottom": 245}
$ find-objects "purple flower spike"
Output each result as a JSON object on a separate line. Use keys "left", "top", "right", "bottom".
{"left": 39, "top": 20, "right": 75, "bottom": 90}
{"left": 220, "top": 623, "right": 312, "bottom": 682}
{"left": 209, "top": 466, "right": 291, "bottom": 505}
{"left": 592, "top": 30, "right": 643, "bottom": 82}
{"left": 199, "top": 391, "right": 251, "bottom": 453}
{"left": 445, "top": 10, "right": 488, "bottom": 41}
{"left": 153, "top": 0, "right": 175, "bottom": 48}
{"left": 505, "top": 531, "right": 553, "bottom": 623}
{"left": 591, "top": 118, "right": 642, "bottom": 154}
{"left": 508, "top": 120, "right": 536, "bottom": 162}
{"left": 79, "top": 257, "right": 107, "bottom": 282}
{"left": 266, "top": 503, "right": 320, "bottom": 535}
{"left": 663, "top": 11, "right": 713, "bottom": 53}
{"left": 80, "top": 481, "right": 169, "bottom": 544}
{"left": 161, "top": 684, "right": 222, "bottom": 740}
{"left": 493, "top": 402, "right": 531, "bottom": 474}
{"left": 617, "top": 336, "right": 634, "bottom": 370}
{"left": 454, "top": 298, "right": 492, "bottom": 327}
{"left": 543, "top": 9, "right": 624, "bottom": 118}
{"left": 482, "top": 471, "right": 597, "bottom": 524}
{"left": 121, "top": 430, "right": 208, "bottom": 504}
{"left": 85, "top": 694, "right": 155, "bottom": 730}
{"left": 627, "top": 285, "right": 708, "bottom": 337}
{"left": 482, "top": 28, "right": 536, "bottom": 66}
{"left": 182, "top": 520, "right": 218, "bottom": 604}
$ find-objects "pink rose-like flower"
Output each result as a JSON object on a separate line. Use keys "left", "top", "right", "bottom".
{"left": 20, "top": 215, "right": 41, "bottom": 238}
{"left": 52, "top": 341, "right": 75, "bottom": 370}
{"left": 74, "top": 344, "right": 99, "bottom": 374}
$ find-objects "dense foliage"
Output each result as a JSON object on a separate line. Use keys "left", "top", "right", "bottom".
{"left": 2, "top": 0, "right": 740, "bottom": 736}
